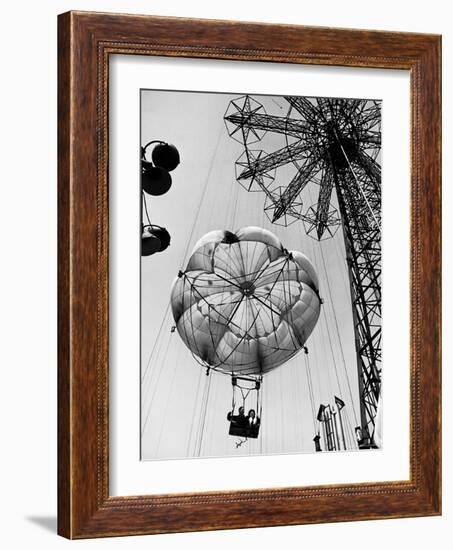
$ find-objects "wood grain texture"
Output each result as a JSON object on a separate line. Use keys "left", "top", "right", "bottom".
{"left": 57, "top": 11, "right": 442, "bottom": 539}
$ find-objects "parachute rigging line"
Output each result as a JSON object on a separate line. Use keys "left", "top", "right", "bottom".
{"left": 316, "top": 265, "right": 344, "bottom": 396}
{"left": 177, "top": 252, "right": 316, "bottom": 367}
{"left": 343, "top": 404, "right": 358, "bottom": 450}
{"left": 305, "top": 183, "right": 344, "bottom": 402}
{"left": 195, "top": 373, "right": 212, "bottom": 457}
{"left": 279, "top": 367, "right": 285, "bottom": 450}
{"left": 182, "top": 281, "right": 261, "bottom": 368}
{"left": 304, "top": 353, "right": 317, "bottom": 433}
{"left": 305, "top": 175, "right": 360, "bottom": 426}
{"left": 154, "top": 343, "right": 183, "bottom": 457}
{"left": 142, "top": 322, "right": 174, "bottom": 436}
{"left": 181, "top": 118, "right": 225, "bottom": 268}
{"left": 318, "top": 235, "right": 359, "bottom": 426}
{"left": 186, "top": 367, "right": 203, "bottom": 457}
{"left": 332, "top": 226, "right": 350, "bottom": 296}
{"left": 142, "top": 304, "right": 172, "bottom": 383}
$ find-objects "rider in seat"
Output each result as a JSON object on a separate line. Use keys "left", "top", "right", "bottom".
{"left": 246, "top": 408, "right": 260, "bottom": 437}
{"left": 228, "top": 376, "right": 262, "bottom": 439}
{"left": 227, "top": 406, "right": 248, "bottom": 427}
{"left": 227, "top": 406, "right": 260, "bottom": 438}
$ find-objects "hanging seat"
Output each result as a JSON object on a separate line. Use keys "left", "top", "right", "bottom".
{"left": 228, "top": 415, "right": 260, "bottom": 438}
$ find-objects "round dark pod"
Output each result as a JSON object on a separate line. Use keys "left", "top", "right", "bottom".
{"left": 149, "top": 226, "right": 171, "bottom": 252}
{"left": 151, "top": 143, "right": 180, "bottom": 172}
{"left": 142, "top": 164, "right": 172, "bottom": 196}
{"left": 141, "top": 231, "right": 162, "bottom": 256}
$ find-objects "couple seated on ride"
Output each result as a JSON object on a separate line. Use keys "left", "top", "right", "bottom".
{"left": 227, "top": 406, "right": 260, "bottom": 428}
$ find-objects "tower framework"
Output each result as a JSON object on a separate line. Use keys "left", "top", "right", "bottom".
{"left": 224, "top": 95, "right": 382, "bottom": 447}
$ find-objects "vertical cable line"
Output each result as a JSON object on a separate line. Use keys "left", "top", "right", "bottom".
{"left": 318, "top": 237, "right": 359, "bottom": 426}
{"left": 186, "top": 367, "right": 203, "bottom": 456}
{"left": 141, "top": 305, "right": 171, "bottom": 382}
{"left": 181, "top": 118, "right": 225, "bottom": 266}
{"left": 142, "top": 328, "right": 174, "bottom": 436}
{"left": 304, "top": 354, "right": 317, "bottom": 433}
{"left": 196, "top": 374, "right": 212, "bottom": 457}
{"left": 307, "top": 181, "right": 355, "bottom": 420}
{"left": 154, "top": 343, "right": 183, "bottom": 457}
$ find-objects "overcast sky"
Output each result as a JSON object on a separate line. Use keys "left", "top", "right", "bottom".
{"left": 140, "top": 89, "right": 365, "bottom": 460}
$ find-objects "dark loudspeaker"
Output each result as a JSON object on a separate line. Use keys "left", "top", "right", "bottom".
{"left": 141, "top": 232, "right": 162, "bottom": 256}
{"left": 149, "top": 226, "right": 171, "bottom": 251}
{"left": 142, "top": 162, "right": 172, "bottom": 196}
{"left": 151, "top": 143, "right": 180, "bottom": 172}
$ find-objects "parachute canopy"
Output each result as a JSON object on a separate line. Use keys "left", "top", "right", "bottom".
{"left": 171, "top": 226, "right": 321, "bottom": 377}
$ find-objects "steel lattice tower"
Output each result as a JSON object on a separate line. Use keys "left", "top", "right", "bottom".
{"left": 224, "top": 95, "right": 382, "bottom": 447}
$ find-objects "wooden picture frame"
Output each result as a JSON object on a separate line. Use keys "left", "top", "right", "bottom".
{"left": 58, "top": 11, "right": 441, "bottom": 539}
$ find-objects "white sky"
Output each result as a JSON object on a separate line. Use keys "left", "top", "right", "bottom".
{"left": 140, "top": 89, "right": 364, "bottom": 460}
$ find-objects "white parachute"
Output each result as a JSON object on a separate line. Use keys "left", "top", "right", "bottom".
{"left": 171, "top": 226, "right": 321, "bottom": 377}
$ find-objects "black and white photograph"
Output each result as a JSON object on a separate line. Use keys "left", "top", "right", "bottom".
{"left": 140, "top": 89, "right": 382, "bottom": 460}
{"left": 0, "top": 0, "right": 446, "bottom": 546}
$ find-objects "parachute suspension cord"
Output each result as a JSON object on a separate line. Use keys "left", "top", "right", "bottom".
{"left": 260, "top": 383, "right": 264, "bottom": 455}
{"left": 180, "top": 118, "right": 225, "bottom": 268}
{"left": 238, "top": 386, "right": 253, "bottom": 408}
{"left": 333, "top": 223, "right": 351, "bottom": 297}
{"left": 153, "top": 344, "right": 183, "bottom": 457}
{"left": 280, "top": 367, "right": 284, "bottom": 451}
{"left": 229, "top": 166, "right": 240, "bottom": 229}
{"left": 347, "top": 406, "right": 359, "bottom": 450}
{"left": 205, "top": 373, "right": 218, "bottom": 456}
{"left": 305, "top": 183, "right": 345, "bottom": 403}
{"left": 303, "top": 185, "right": 335, "bottom": 401}
{"left": 318, "top": 233, "right": 359, "bottom": 427}
{"left": 304, "top": 354, "right": 317, "bottom": 433}
{"left": 343, "top": 405, "right": 353, "bottom": 450}
{"left": 319, "top": 265, "right": 342, "bottom": 398}
{"left": 185, "top": 367, "right": 203, "bottom": 457}
{"left": 259, "top": 381, "right": 263, "bottom": 423}
{"left": 195, "top": 373, "right": 212, "bottom": 457}
{"left": 142, "top": 313, "right": 174, "bottom": 437}
{"left": 142, "top": 303, "right": 171, "bottom": 383}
